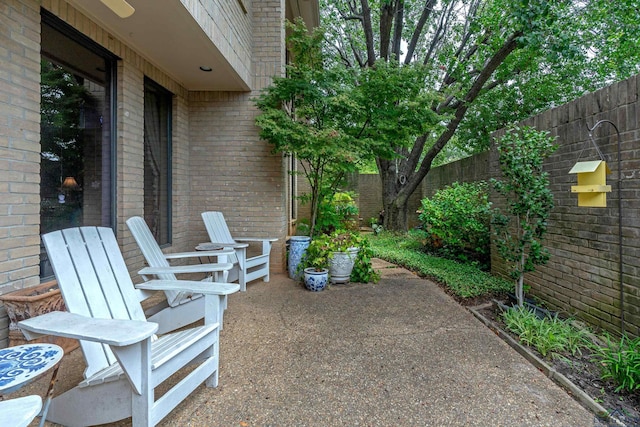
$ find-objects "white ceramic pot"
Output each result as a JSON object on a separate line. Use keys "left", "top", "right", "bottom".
{"left": 328, "top": 248, "right": 359, "bottom": 284}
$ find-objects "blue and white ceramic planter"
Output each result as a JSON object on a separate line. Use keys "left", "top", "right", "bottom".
{"left": 303, "top": 268, "right": 329, "bottom": 292}
{"left": 288, "top": 236, "right": 311, "bottom": 280}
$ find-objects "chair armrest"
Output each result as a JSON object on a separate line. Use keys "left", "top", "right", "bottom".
{"left": 0, "top": 395, "right": 42, "bottom": 427}
{"left": 235, "top": 237, "right": 278, "bottom": 243}
{"left": 164, "top": 248, "right": 235, "bottom": 260}
{"left": 138, "top": 262, "right": 233, "bottom": 276}
{"left": 19, "top": 311, "right": 158, "bottom": 346}
{"left": 202, "top": 242, "right": 249, "bottom": 249}
{"left": 135, "top": 280, "right": 240, "bottom": 296}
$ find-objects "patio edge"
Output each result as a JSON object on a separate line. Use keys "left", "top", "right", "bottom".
{"left": 467, "top": 304, "right": 625, "bottom": 427}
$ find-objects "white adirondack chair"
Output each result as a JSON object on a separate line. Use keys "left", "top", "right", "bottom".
{"left": 18, "top": 227, "right": 240, "bottom": 427}
{"left": 201, "top": 211, "right": 278, "bottom": 291}
{"left": 0, "top": 395, "right": 42, "bottom": 427}
{"left": 127, "top": 216, "right": 234, "bottom": 334}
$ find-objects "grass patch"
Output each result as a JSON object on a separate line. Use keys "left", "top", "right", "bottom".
{"left": 368, "top": 230, "right": 512, "bottom": 299}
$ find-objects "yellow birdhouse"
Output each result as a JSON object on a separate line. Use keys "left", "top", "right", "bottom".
{"left": 569, "top": 160, "right": 612, "bottom": 207}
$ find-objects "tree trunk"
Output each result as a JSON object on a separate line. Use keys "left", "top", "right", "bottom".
{"left": 384, "top": 198, "right": 410, "bottom": 231}
{"left": 379, "top": 158, "right": 411, "bottom": 231}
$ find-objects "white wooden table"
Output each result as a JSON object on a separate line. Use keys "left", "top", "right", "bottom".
{"left": 0, "top": 343, "right": 64, "bottom": 427}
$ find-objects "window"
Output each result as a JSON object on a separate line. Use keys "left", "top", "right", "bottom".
{"left": 143, "top": 78, "right": 172, "bottom": 245}
{"left": 39, "top": 12, "right": 116, "bottom": 278}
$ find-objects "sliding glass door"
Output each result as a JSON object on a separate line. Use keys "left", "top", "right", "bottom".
{"left": 39, "top": 13, "right": 116, "bottom": 278}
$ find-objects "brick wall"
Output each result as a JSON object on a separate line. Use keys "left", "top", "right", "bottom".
{"left": 0, "top": 0, "right": 293, "bottom": 346}
{"left": 0, "top": 0, "right": 41, "bottom": 347}
{"left": 489, "top": 75, "right": 640, "bottom": 336}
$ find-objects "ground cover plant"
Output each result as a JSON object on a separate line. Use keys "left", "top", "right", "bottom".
{"left": 477, "top": 302, "right": 640, "bottom": 423}
{"left": 368, "top": 230, "right": 511, "bottom": 301}
{"left": 594, "top": 334, "right": 640, "bottom": 394}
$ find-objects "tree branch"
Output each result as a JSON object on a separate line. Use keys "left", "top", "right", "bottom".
{"left": 360, "top": 0, "right": 376, "bottom": 67}
{"left": 405, "top": 0, "right": 437, "bottom": 64}
{"left": 392, "top": 0, "right": 404, "bottom": 61}
{"left": 379, "top": 0, "right": 394, "bottom": 60}
{"left": 406, "top": 32, "right": 522, "bottom": 199}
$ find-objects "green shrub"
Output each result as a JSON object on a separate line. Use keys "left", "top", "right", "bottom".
{"left": 418, "top": 181, "right": 491, "bottom": 268}
{"left": 594, "top": 334, "right": 640, "bottom": 393}
{"left": 501, "top": 306, "right": 591, "bottom": 358}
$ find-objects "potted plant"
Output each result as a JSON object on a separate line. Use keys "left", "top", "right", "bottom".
{"left": 0, "top": 280, "right": 79, "bottom": 352}
{"left": 299, "top": 230, "right": 378, "bottom": 288}
{"left": 324, "top": 231, "right": 363, "bottom": 284}
{"left": 299, "top": 236, "right": 330, "bottom": 291}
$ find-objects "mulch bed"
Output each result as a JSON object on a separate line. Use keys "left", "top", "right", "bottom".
{"left": 471, "top": 299, "right": 640, "bottom": 425}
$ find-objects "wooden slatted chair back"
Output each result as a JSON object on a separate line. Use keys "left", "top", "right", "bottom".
{"left": 126, "top": 216, "right": 191, "bottom": 306}
{"left": 201, "top": 212, "right": 235, "bottom": 244}
{"left": 201, "top": 211, "right": 239, "bottom": 264}
{"left": 42, "top": 227, "right": 147, "bottom": 378}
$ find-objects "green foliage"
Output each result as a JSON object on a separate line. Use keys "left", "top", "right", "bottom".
{"left": 41, "top": 60, "right": 95, "bottom": 194}
{"left": 254, "top": 18, "right": 364, "bottom": 237}
{"left": 351, "top": 237, "right": 380, "bottom": 284}
{"left": 492, "top": 125, "right": 557, "bottom": 306}
{"left": 316, "top": 191, "right": 359, "bottom": 234}
{"left": 594, "top": 334, "right": 640, "bottom": 393}
{"left": 501, "top": 306, "right": 591, "bottom": 358}
{"left": 369, "top": 231, "right": 512, "bottom": 299}
{"left": 299, "top": 234, "right": 331, "bottom": 271}
{"left": 419, "top": 181, "right": 491, "bottom": 268}
{"left": 347, "top": 61, "right": 446, "bottom": 160}
{"left": 299, "top": 230, "right": 379, "bottom": 283}
{"left": 294, "top": 219, "right": 310, "bottom": 236}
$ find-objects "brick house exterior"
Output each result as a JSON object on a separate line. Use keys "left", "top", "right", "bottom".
{"left": 0, "top": 0, "right": 319, "bottom": 347}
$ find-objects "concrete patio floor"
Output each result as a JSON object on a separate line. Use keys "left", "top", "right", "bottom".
{"left": 19, "top": 259, "right": 599, "bottom": 426}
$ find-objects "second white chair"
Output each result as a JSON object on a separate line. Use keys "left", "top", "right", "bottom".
{"left": 201, "top": 211, "right": 278, "bottom": 291}
{"left": 127, "top": 216, "right": 235, "bottom": 334}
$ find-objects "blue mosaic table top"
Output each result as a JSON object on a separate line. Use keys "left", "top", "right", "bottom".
{"left": 0, "top": 343, "right": 63, "bottom": 394}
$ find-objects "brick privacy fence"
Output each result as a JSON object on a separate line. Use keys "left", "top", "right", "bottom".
{"left": 490, "top": 74, "right": 640, "bottom": 337}
{"left": 345, "top": 75, "right": 640, "bottom": 337}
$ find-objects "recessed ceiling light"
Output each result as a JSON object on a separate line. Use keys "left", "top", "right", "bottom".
{"left": 199, "top": 66, "right": 213, "bottom": 72}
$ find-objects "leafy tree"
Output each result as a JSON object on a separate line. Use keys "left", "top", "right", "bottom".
{"left": 491, "top": 126, "right": 557, "bottom": 307}
{"left": 256, "top": 19, "right": 443, "bottom": 236}
{"left": 41, "top": 60, "right": 93, "bottom": 191}
{"left": 320, "top": 0, "right": 640, "bottom": 231}
{"left": 255, "top": 19, "right": 364, "bottom": 237}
